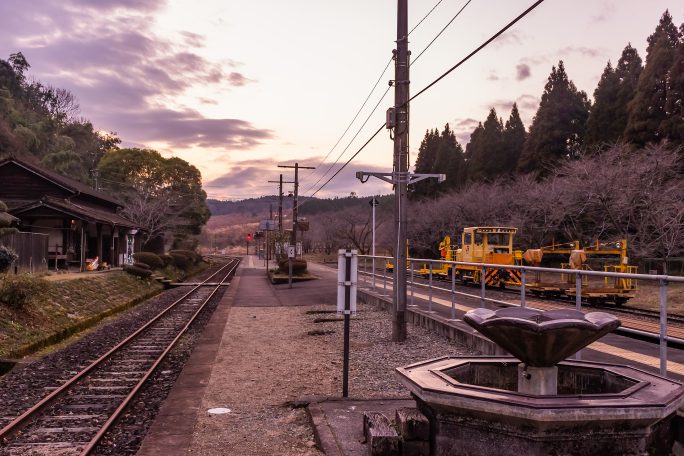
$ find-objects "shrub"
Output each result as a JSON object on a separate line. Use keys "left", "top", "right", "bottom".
{"left": 278, "top": 258, "right": 308, "bottom": 275}
{"left": 169, "top": 249, "right": 201, "bottom": 264}
{"left": 132, "top": 252, "right": 164, "bottom": 270}
{"left": 0, "top": 274, "right": 49, "bottom": 309}
{"left": 169, "top": 252, "right": 191, "bottom": 270}
{"left": 0, "top": 245, "right": 18, "bottom": 273}
{"left": 123, "top": 264, "right": 153, "bottom": 278}
{"left": 160, "top": 254, "right": 174, "bottom": 266}
{"left": 133, "top": 262, "right": 151, "bottom": 270}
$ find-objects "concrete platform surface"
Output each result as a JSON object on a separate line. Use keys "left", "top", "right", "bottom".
{"left": 308, "top": 399, "right": 416, "bottom": 456}
{"left": 137, "top": 256, "right": 339, "bottom": 455}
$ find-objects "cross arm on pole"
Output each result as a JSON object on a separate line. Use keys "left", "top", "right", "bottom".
{"left": 355, "top": 171, "right": 446, "bottom": 185}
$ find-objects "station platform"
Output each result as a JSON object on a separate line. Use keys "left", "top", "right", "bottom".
{"left": 137, "top": 257, "right": 684, "bottom": 455}
{"left": 137, "top": 256, "right": 340, "bottom": 456}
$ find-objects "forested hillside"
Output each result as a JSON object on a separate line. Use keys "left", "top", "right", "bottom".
{"left": 0, "top": 53, "right": 209, "bottom": 248}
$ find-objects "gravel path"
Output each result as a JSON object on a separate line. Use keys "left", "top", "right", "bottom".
{"left": 188, "top": 300, "right": 473, "bottom": 456}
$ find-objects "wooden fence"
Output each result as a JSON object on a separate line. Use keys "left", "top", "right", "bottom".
{"left": 0, "top": 232, "right": 49, "bottom": 274}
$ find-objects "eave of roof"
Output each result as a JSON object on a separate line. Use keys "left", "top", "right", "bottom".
{"left": 0, "top": 156, "right": 123, "bottom": 207}
{"left": 10, "top": 197, "right": 139, "bottom": 229}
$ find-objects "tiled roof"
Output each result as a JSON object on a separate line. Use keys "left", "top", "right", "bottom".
{"left": 0, "top": 155, "right": 123, "bottom": 207}
{"left": 11, "top": 197, "right": 138, "bottom": 229}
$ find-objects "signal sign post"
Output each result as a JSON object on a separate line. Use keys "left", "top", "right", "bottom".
{"left": 245, "top": 233, "right": 252, "bottom": 255}
{"left": 337, "top": 249, "right": 358, "bottom": 397}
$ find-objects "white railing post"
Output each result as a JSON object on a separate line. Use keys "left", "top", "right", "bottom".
{"left": 410, "top": 260, "right": 414, "bottom": 306}
{"left": 660, "top": 279, "right": 668, "bottom": 377}
{"left": 451, "top": 265, "right": 456, "bottom": 319}
{"left": 575, "top": 272, "right": 582, "bottom": 360}
{"left": 480, "top": 265, "right": 486, "bottom": 308}
{"left": 521, "top": 268, "right": 526, "bottom": 308}
{"left": 428, "top": 262, "right": 433, "bottom": 312}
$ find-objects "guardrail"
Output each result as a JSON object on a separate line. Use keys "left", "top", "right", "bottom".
{"left": 357, "top": 254, "right": 684, "bottom": 377}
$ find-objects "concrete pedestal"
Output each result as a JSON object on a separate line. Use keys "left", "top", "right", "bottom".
{"left": 518, "top": 364, "right": 557, "bottom": 395}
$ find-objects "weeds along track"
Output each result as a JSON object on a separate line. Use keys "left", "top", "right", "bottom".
{"left": 0, "top": 258, "right": 240, "bottom": 456}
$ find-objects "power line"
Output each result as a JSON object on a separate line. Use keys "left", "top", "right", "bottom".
{"left": 304, "top": 0, "right": 547, "bottom": 200}
{"left": 301, "top": 0, "right": 446, "bottom": 189}
{"left": 302, "top": 57, "right": 392, "bottom": 186}
{"left": 408, "top": 0, "right": 445, "bottom": 36}
{"left": 411, "top": 0, "right": 473, "bottom": 66}
{"left": 410, "top": 0, "right": 546, "bottom": 103}
{"left": 309, "top": 124, "right": 385, "bottom": 199}
{"left": 302, "top": 85, "right": 392, "bottom": 194}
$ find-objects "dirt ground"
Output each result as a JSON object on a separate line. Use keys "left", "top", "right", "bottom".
{"left": 188, "top": 302, "right": 471, "bottom": 456}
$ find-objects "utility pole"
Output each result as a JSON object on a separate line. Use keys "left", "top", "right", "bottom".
{"left": 392, "top": 0, "right": 410, "bottom": 342}
{"left": 269, "top": 174, "right": 293, "bottom": 233}
{"left": 356, "top": 0, "right": 443, "bottom": 342}
{"left": 278, "top": 163, "right": 314, "bottom": 256}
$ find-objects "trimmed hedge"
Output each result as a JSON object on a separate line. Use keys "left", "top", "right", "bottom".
{"left": 132, "top": 252, "right": 164, "bottom": 270}
{"left": 278, "top": 258, "right": 308, "bottom": 275}
{"left": 160, "top": 254, "right": 174, "bottom": 266}
{"left": 0, "top": 245, "right": 18, "bottom": 273}
{"left": 169, "top": 249, "right": 202, "bottom": 264}
{"left": 133, "top": 262, "right": 151, "bottom": 270}
{"left": 123, "top": 264, "right": 153, "bottom": 278}
{"left": 169, "top": 252, "right": 191, "bottom": 270}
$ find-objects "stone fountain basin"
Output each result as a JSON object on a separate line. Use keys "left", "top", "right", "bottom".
{"left": 463, "top": 308, "right": 621, "bottom": 367}
{"left": 396, "top": 356, "right": 684, "bottom": 425}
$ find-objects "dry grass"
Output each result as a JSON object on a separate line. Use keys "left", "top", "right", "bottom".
{"left": 0, "top": 271, "right": 162, "bottom": 358}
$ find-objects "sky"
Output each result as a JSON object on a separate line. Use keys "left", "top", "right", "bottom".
{"left": 1, "top": 0, "right": 683, "bottom": 200}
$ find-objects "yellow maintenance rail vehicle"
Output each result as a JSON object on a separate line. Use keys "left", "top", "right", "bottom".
{"left": 418, "top": 227, "right": 523, "bottom": 287}
{"left": 523, "top": 239, "right": 637, "bottom": 305}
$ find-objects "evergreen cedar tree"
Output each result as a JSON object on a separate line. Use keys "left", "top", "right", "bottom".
{"left": 586, "top": 44, "right": 643, "bottom": 146}
{"left": 409, "top": 10, "right": 682, "bottom": 200}
{"left": 625, "top": 10, "right": 681, "bottom": 146}
{"left": 516, "top": 60, "right": 590, "bottom": 176}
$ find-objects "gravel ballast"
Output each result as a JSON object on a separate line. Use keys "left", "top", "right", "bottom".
{"left": 188, "top": 300, "right": 474, "bottom": 456}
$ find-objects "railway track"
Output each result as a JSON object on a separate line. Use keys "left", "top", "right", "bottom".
{"left": 363, "top": 268, "right": 684, "bottom": 340}
{"left": 0, "top": 258, "right": 240, "bottom": 455}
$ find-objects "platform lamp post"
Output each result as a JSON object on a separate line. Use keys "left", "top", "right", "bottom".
{"left": 369, "top": 197, "right": 380, "bottom": 290}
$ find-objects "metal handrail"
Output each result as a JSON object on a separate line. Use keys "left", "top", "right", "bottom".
{"left": 358, "top": 254, "right": 684, "bottom": 283}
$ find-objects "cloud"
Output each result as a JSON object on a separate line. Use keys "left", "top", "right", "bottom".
{"left": 452, "top": 118, "right": 480, "bottom": 145}
{"left": 0, "top": 0, "right": 267, "bottom": 151}
{"left": 591, "top": 2, "right": 615, "bottom": 23}
{"left": 558, "top": 46, "right": 601, "bottom": 58}
{"left": 488, "top": 94, "right": 539, "bottom": 123}
{"left": 204, "top": 157, "right": 390, "bottom": 199}
{"left": 491, "top": 29, "right": 525, "bottom": 48}
{"left": 486, "top": 71, "right": 500, "bottom": 81}
{"left": 515, "top": 63, "right": 531, "bottom": 81}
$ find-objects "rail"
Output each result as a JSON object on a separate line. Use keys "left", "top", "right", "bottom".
{"left": 0, "top": 258, "right": 241, "bottom": 454}
{"left": 357, "top": 254, "right": 684, "bottom": 377}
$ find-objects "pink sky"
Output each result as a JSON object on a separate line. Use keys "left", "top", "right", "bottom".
{"left": 1, "top": 0, "right": 682, "bottom": 199}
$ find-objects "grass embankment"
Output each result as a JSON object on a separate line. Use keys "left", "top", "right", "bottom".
{"left": 0, "top": 271, "right": 163, "bottom": 359}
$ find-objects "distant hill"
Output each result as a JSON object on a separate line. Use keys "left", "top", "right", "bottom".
{"left": 206, "top": 194, "right": 393, "bottom": 218}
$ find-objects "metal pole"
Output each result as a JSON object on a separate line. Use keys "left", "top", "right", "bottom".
{"left": 372, "top": 198, "right": 376, "bottom": 290}
{"left": 392, "top": 0, "right": 409, "bottom": 342}
{"left": 480, "top": 265, "right": 486, "bottom": 308}
{"left": 660, "top": 279, "right": 668, "bottom": 377}
{"left": 451, "top": 266, "right": 456, "bottom": 319}
{"left": 575, "top": 272, "right": 582, "bottom": 360}
{"left": 288, "top": 258, "right": 293, "bottom": 289}
{"left": 521, "top": 268, "right": 526, "bottom": 308}
{"left": 279, "top": 174, "right": 283, "bottom": 232}
{"left": 383, "top": 262, "right": 387, "bottom": 294}
{"left": 575, "top": 272, "right": 582, "bottom": 312}
{"left": 410, "top": 260, "right": 414, "bottom": 306}
{"left": 292, "top": 163, "right": 299, "bottom": 252}
{"left": 342, "top": 249, "right": 351, "bottom": 397}
{"left": 428, "top": 263, "right": 433, "bottom": 312}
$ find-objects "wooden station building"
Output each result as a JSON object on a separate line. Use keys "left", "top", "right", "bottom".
{"left": 0, "top": 156, "right": 142, "bottom": 270}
